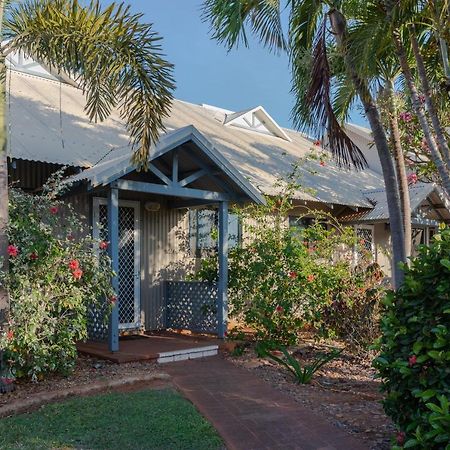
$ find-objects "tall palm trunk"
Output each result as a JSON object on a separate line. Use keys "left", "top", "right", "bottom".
{"left": 0, "top": 0, "right": 9, "bottom": 376}
{"left": 409, "top": 24, "right": 450, "bottom": 167}
{"left": 329, "top": 9, "right": 406, "bottom": 288}
{"left": 392, "top": 30, "right": 450, "bottom": 196}
{"left": 0, "top": 1, "right": 7, "bottom": 324}
{"left": 386, "top": 80, "right": 412, "bottom": 258}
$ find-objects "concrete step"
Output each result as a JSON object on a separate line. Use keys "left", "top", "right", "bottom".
{"left": 157, "top": 345, "right": 218, "bottom": 363}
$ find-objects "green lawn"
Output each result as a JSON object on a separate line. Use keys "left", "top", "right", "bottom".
{"left": 0, "top": 388, "right": 224, "bottom": 450}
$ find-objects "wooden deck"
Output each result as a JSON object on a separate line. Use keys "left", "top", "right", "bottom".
{"left": 77, "top": 332, "right": 220, "bottom": 364}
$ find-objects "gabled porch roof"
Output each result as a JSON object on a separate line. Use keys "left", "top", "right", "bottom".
{"left": 67, "top": 125, "right": 265, "bottom": 206}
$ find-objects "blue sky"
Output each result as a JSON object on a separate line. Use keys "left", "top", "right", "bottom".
{"left": 130, "top": 0, "right": 367, "bottom": 130}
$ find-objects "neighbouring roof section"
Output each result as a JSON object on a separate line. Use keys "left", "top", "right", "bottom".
{"left": 66, "top": 125, "right": 266, "bottom": 205}
{"left": 8, "top": 68, "right": 386, "bottom": 208}
{"left": 220, "top": 105, "right": 292, "bottom": 142}
{"left": 341, "top": 183, "right": 450, "bottom": 223}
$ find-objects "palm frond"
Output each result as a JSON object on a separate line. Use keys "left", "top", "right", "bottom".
{"left": 202, "top": 0, "right": 286, "bottom": 52}
{"left": 292, "top": 20, "right": 367, "bottom": 170}
{"left": 4, "top": 0, "right": 175, "bottom": 168}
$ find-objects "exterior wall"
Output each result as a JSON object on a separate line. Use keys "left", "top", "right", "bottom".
{"left": 68, "top": 193, "right": 194, "bottom": 332}
{"left": 141, "top": 205, "right": 194, "bottom": 330}
{"left": 373, "top": 223, "right": 393, "bottom": 277}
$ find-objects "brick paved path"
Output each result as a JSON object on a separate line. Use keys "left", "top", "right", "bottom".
{"left": 165, "top": 356, "right": 368, "bottom": 450}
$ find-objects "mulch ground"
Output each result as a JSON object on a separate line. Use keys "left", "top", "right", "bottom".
{"left": 0, "top": 356, "right": 162, "bottom": 411}
{"left": 228, "top": 340, "right": 394, "bottom": 450}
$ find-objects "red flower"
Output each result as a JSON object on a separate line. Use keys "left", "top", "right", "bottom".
{"left": 307, "top": 274, "right": 315, "bottom": 282}
{"left": 313, "top": 139, "right": 321, "bottom": 146}
{"left": 7, "top": 245, "right": 18, "bottom": 257}
{"left": 72, "top": 268, "right": 83, "bottom": 280}
{"left": 50, "top": 206, "right": 59, "bottom": 215}
{"left": 109, "top": 295, "right": 117, "bottom": 304}
{"left": 408, "top": 355, "right": 417, "bottom": 367}
{"left": 319, "top": 160, "right": 325, "bottom": 167}
{"left": 6, "top": 330, "right": 14, "bottom": 341}
{"left": 29, "top": 252, "right": 38, "bottom": 261}
{"left": 1, "top": 377, "right": 14, "bottom": 385}
{"left": 407, "top": 173, "right": 418, "bottom": 185}
{"left": 99, "top": 241, "right": 108, "bottom": 250}
{"left": 399, "top": 111, "right": 413, "bottom": 122}
{"left": 396, "top": 431, "right": 406, "bottom": 446}
{"left": 288, "top": 271, "right": 297, "bottom": 279}
{"left": 275, "top": 305, "right": 284, "bottom": 313}
{"left": 68, "top": 259, "right": 79, "bottom": 270}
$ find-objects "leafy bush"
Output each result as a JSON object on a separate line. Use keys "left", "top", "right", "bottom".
{"left": 374, "top": 226, "right": 450, "bottom": 449}
{"left": 195, "top": 175, "right": 381, "bottom": 350}
{"left": 0, "top": 177, "right": 114, "bottom": 380}
{"left": 321, "top": 263, "right": 385, "bottom": 351}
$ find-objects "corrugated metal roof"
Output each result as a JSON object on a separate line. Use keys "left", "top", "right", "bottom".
{"left": 67, "top": 125, "right": 266, "bottom": 205}
{"left": 341, "top": 183, "right": 444, "bottom": 222}
{"left": 8, "top": 69, "right": 385, "bottom": 207}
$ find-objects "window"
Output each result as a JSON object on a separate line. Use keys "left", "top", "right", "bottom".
{"left": 288, "top": 216, "right": 314, "bottom": 233}
{"left": 354, "top": 225, "right": 375, "bottom": 262}
{"left": 189, "top": 209, "right": 241, "bottom": 256}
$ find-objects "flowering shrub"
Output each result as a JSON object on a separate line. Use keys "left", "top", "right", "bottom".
{"left": 0, "top": 177, "right": 113, "bottom": 379}
{"left": 321, "top": 263, "right": 385, "bottom": 352}
{"left": 195, "top": 176, "right": 379, "bottom": 350}
{"left": 374, "top": 226, "right": 450, "bottom": 449}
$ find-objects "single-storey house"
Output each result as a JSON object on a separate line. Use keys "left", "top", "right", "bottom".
{"left": 6, "top": 54, "right": 450, "bottom": 351}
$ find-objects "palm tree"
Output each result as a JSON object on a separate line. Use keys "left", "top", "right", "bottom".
{"left": 0, "top": 0, "right": 174, "bottom": 329}
{"left": 386, "top": 1, "right": 450, "bottom": 196}
{"left": 203, "top": 0, "right": 407, "bottom": 287}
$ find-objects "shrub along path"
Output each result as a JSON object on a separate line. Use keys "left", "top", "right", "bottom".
{"left": 165, "top": 355, "right": 368, "bottom": 450}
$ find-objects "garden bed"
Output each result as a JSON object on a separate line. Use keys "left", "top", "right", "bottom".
{"left": 228, "top": 338, "right": 394, "bottom": 450}
{"left": 0, "top": 355, "right": 163, "bottom": 411}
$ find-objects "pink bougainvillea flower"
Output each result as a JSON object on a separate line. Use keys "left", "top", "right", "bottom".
{"left": 99, "top": 241, "right": 108, "bottom": 250}
{"left": 49, "top": 206, "right": 59, "bottom": 215}
{"left": 396, "top": 431, "right": 406, "bottom": 445}
{"left": 418, "top": 94, "right": 426, "bottom": 104}
{"left": 29, "top": 252, "right": 38, "bottom": 261}
{"left": 288, "top": 271, "right": 297, "bottom": 279}
{"left": 275, "top": 305, "right": 284, "bottom": 313}
{"left": 6, "top": 330, "right": 14, "bottom": 341}
{"left": 68, "top": 259, "right": 80, "bottom": 270}
{"left": 307, "top": 274, "right": 315, "bottom": 282}
{"left": 72, "top": 268, "right": 83, "bottom": 280}
{"left": 407, "top": 173, "right": 418, "bottom": 185}
{"left": 313, "top": 139, "right": 321, "bottom": 146}
{"left": 408, "top": 355, "right": 417, "bottom": 367}
{"left": 7, "top": 245, "right": 18, "bottom": 257}
{"left": 319, "top": 160, "right": 326, "bottom": 167}
{"left": 109, "top": 295, "right": 117, "bottom": 304}
{"left": 399, "top": 111, "right": 413, "bottom": 122}
{"left": 1, "top": 377, "right": 14, "bottom": 385}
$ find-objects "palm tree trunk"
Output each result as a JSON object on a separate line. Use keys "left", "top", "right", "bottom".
{"left": 392, "top": 29, "right": 450, "bottom": 196}
{"left": 0, "top": 0, "right": 9, "bottom": 375}
{"left": 386, "top": 80, "right": 412, "bottom": 259}
{"left": 409, "top": 24, "right": 450, "bottom": 167}
{"left": 329, "top": 8, "right": 406, "bottom": 288}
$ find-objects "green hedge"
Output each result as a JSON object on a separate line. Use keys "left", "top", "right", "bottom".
{"left": 374, "top": 226, "right": 450, "bottom": 449}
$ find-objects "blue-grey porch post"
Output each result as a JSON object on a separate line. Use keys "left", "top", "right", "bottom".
{"left": 217, "top": 201, "right": 229, "bottom": 338}
{"left": 108, "top": 187, "right": 119, "bottom": 352}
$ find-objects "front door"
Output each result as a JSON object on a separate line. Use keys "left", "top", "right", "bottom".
{"left": 93, "top": 198, "right": 141, "bottom": 329}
